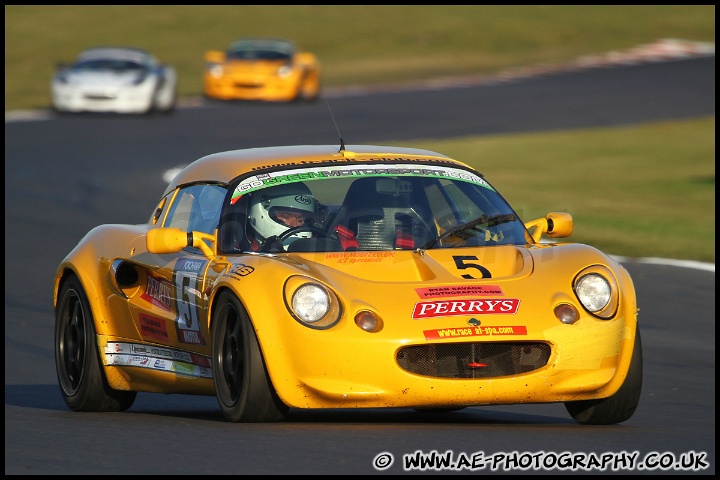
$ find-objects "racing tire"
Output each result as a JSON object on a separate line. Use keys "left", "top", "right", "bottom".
{"left": 55, "top": 274, "right": 137, "bottom": 412}
{"left": 153, "top": 91, "right": 177, "bottom": 115}
{"left": 212, "top": 291, "right": 289, "bottom": 422}
{"left": 51, "top": 105, "right": 68, "bottom": 115}
{"left": 564, "top": 327, "right": 643, "bottom": 425}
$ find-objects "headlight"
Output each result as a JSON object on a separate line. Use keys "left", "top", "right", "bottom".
{"left": 132, "top": 73, "right": 149, "bottom": 85}
{"left": 207, "top": 64, "right": 224, "bottom": 77}
{"left": 576, "top": 274, "right": 610, "bottom": 310}
{"left": 284, "top": 277, "right": 341, "bottom": 329}
{"left": 277, "top": 65, "right": 292, "bottom": 78}
{"left": 573, "top": 266, "right": 619, "bottom": 319}
{"left": 293, "top": 284, "right": 329, "bottom": 322}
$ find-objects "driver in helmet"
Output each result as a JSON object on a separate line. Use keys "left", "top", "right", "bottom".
{"left": 247, "top": 182, "right": 318, "bottom": 251}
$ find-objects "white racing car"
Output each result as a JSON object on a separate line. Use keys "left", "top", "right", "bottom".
{"left": 51, "top": 46, "right": 177, "bottom": 114}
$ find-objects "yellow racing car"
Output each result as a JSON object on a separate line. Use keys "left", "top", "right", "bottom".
{"left": 53, "top": 144, "right": 642, "bottom": 424}
{"left": 203, "top": 38, "right": 320, "bottom": 102}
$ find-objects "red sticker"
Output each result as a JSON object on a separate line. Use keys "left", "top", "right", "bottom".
{"left": 413, "top": 298, "right": 519, "bottom": 318}
{"left": 140, "top": 273, "right": 173, "bottom": 312}
{"left": 424, "top": 325, "right": 527, "bottom": 340}
{"left": 139, "top": 313, "right": 170, "bottom": 342}
{"left": 415, "top": 285, "right": 504, "bottom": 298}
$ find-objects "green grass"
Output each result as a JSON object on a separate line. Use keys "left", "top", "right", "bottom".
{"left": 5, "top": 6, "right": 715, "bottom": 263}
{"left": 403, "top": 117, "right": 715, "bottom": 263}
{"left": 4, "top": 5, "right": 715, "bottom": 111}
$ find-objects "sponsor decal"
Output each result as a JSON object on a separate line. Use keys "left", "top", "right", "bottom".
{"left": 324, "top": 251, "right": 395, "bottom": 264}
{"left": 228, "top": 263, "right": 255, "bottom": 279}
{"left": 176, "top": 258, "right": 204, "bottom": 272}
{"left": 294, "top": 194, "right": 313, "bottom": 206}
{"left": 171, "top": 361, "right": 195, "bottom": 376}
{"left": 190, "top": 353, "right": 211, "bottom": 368}
{"left": 412, "top": 298, "right": 520, "bottom": 319}
{"left": 130, "top": 344, "right": 151, "bottom": 355}
{"left": 106, "top": 354, "right": 152, "bottom": 367}
{"left": 424, "top": 325, "right": 527, "bottom": 340}
{"left": 103, "top": 342, "right": 214, "bottom": 379}
{"left": 415, "top": 285, "right": 504, "bottom": 299}
{"left": 173, "top": 257, "right": 208, "bottom": 346}
{"left": 105, "top": 342, "right": 211, "bottom": 365}
{"left": 153, "top": 359, "right": 168, "bottom": 369}
{"left": 180, "top": 330, "right": 203, "bottom": 344}
{"left": 139, "top": 313, "right": 170, "bottom": 342}
{"left": 233, "top": 163, "right": 492, "bottom": 201}
{"left": 132, "top": 355, "right": 151, "bottom": 367}
{"left": 172, "top": 350, "right": 193, "bottom": 363}
{"left": 249, "top": 156, "right": 459, "bottom": 171}
{"left": 141, "top": 273, "right": 173, "bottom": 312}
{"left": 151, "top": 346, "right": 172, "bottom": 357}
{"left": 106, "top": 354, "right": 127, "bottom": 365}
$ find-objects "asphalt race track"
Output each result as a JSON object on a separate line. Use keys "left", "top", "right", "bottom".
{"left": 4, "top": 55, "right": 715, "bottom": 475}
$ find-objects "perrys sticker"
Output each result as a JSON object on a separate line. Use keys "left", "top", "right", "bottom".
{"left": 141, "top": 273, "right": 173, "bottom": 312}
{"left": 412, "top": 298, "right": 519, "bottom": 318}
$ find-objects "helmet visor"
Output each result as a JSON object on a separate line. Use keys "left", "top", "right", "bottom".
{"left": 270, "top": 207, "right": 315, "bottom": 228}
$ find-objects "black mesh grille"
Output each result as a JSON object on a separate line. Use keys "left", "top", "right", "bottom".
{"left": 396, "top": 342, "right": 551, "bottom": 379}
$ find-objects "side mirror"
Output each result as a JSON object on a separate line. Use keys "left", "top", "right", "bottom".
{"left": 147, "top": 227, "right": 188, "bottom": 253}
{"left": 147, "top": 227, "right": 216, "bottom": 259}
{"left": 524, "top": 212, "right": 573, "bottom": 243}
{"left": 204, "top": 50, "right": 226, "bottom": 63}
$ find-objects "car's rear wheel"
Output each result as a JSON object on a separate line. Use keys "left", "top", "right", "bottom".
{"left": 212, "top": 291, "right": 289, "bottom": 422}
{"left": 55, "top": 274, "right": 137, "bottom": 412}
{"left": 564, "top": 327, "right": 643, "bottom": 425}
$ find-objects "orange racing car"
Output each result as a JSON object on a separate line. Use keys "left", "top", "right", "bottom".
{"left": 53, "top": 144, "right": 642, "bottom": 424}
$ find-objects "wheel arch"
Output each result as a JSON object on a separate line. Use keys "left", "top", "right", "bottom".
{"left": 207, "top": 285, "right": 236, "bottom": 333}
{"left": 54, "top": 263, "right": 111, "bottom": 336}
{"left": 208, "top": 284, "right": 292, "bottom": 377}
{"left": 209, "top": 286, "right": 289, "bottom": 421}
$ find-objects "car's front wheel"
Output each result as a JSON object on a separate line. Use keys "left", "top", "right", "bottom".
{"left": 211, "top": 291, "right": 289, "bottom": 422}
{"left": 297, "top": 72, "right": 319, "bottom": 102}
{"left": 55, "top": 274, "right": 137, "bottom": 412}
{"left": 564, "top": 326, "right": 643, "bottom": 425}
{"left": 152, "top": 89, "right": 176, "bottom": 114}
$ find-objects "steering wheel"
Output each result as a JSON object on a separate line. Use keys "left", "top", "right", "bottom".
{"left": 277, "top": 225, "right": 328, "bottom": 242}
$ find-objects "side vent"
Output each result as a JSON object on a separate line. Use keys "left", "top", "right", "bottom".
{"left": 110, "top": 259, "right": 139, "bottom": 298}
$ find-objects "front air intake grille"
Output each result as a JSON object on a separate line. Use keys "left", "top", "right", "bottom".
{"left": 234, "top": 82, "right": 263, "bottom": 89}
{"left": 396, "top": 342, "right": 551, "bottom": 379}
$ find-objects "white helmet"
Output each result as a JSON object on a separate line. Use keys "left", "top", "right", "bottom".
{"left": 248, "top": 182, "right": 317, "bottom": 247}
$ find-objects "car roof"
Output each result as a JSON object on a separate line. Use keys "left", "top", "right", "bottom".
{"left": 76, "top": 47, "right": 153, "bottom": 63}
{"left": 228, "top": 38, "right": 296, "bottom": 53}
{"left": 163, "top": 144, "right": 470, "bottom": 195}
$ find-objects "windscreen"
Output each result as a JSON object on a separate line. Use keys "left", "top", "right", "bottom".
{"left": 219, "top": 163, "right": 530, "bottom": 254}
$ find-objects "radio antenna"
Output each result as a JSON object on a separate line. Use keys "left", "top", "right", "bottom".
{"left": 318, "top": 77, "right": 345, "bottom": 152}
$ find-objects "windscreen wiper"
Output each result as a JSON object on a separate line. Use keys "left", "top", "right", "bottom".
{"left": 420, "top": 213, "right": 517, "bottom": 250}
